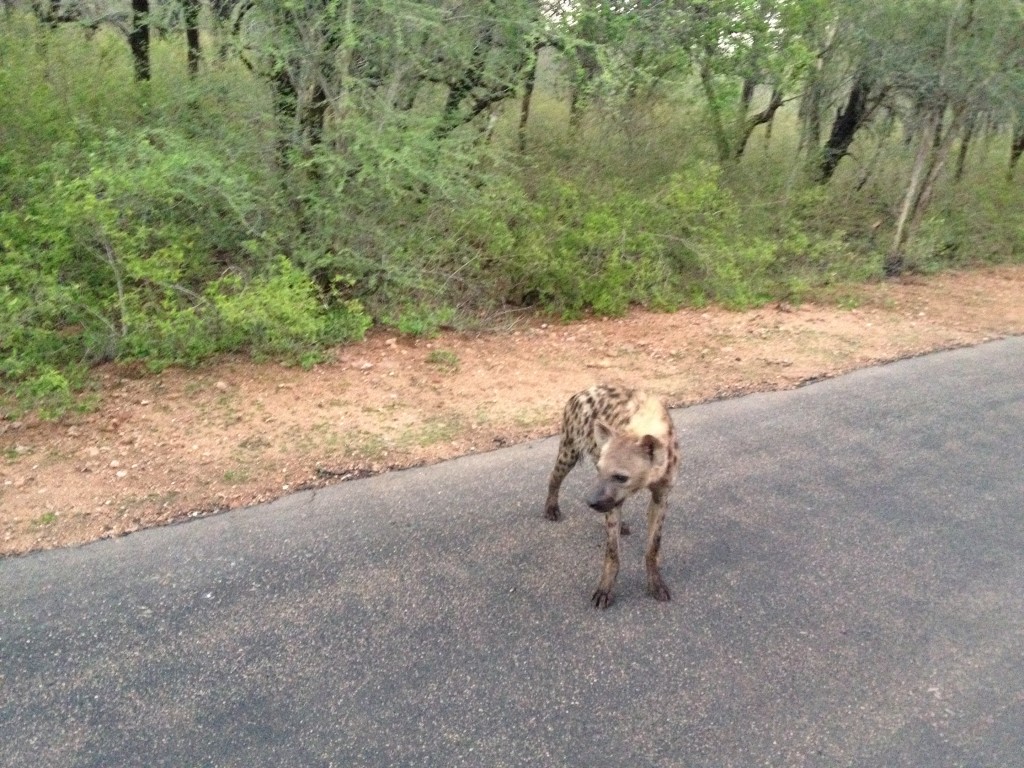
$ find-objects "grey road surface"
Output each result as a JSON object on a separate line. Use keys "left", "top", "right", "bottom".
{"left": 2, "top": 338, "right": 1023, "bottom": 768}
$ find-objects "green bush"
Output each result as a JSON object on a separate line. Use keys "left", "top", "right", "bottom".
{"left": 497, "top": 164, "right": 800, "bottom": 315}
{"left": 4, "top": 10, "right": 1023, "bottom": 418}
{"left": 0, "top": 129, "right": 370, "bottom": 413}
{"left": 211, "top": 256, "right": 371, "bottom": 361}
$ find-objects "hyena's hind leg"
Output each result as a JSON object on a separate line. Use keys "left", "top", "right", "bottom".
{"left": 545, "top": 392, "right": 591, "bottom": 521}
{"left": 545, "top": 433, "right": 581, "bottom": 521}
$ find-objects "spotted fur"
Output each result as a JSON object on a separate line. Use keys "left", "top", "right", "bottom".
{"left": 545, "top": 384, "right": 679, "bottom": 608}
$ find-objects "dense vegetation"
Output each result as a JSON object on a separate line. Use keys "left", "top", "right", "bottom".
{"left": 2, "top": 0, "right": 1023, "bottom": 416}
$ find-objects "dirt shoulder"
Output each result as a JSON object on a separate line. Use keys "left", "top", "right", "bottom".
{"left": 3, "top": 266, "right": 1023, "bottom": 557}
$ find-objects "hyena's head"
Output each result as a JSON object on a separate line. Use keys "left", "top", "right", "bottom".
{"left": 585, "top": 421, "right": 668, "bottom": 513}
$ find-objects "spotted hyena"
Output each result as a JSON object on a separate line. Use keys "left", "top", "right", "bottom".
{"left": 545, "top": 384, "right": 679, "bottom": 608}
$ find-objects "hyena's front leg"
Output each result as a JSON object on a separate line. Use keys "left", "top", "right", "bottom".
{"left": 592, "top": 505, "right": 622, "bottom": 609}
{"left": 545, "top": 437, "right": 580, "bottom": 521}
{"left": 644, "top": 485, "right": 671, "bottom": 602}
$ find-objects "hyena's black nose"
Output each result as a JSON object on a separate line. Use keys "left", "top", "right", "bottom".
{"left": 586, "top": 486, "right": 616, "bottom": 513}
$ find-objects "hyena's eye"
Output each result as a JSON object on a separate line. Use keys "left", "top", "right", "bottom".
{"left": 612, "top": 472, "right": 630, "bottom": 484}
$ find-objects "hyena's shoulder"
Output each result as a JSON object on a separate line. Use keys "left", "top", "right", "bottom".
{"left": 565, "top": 384, "right": 672, "bottom": 434}
{"left": 584, "top": 385, "right": 672, "bottom": 440}
{"left": 625, "top": 390, "right": 675, "bottom": 445}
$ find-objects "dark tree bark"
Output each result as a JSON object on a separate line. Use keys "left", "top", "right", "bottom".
{"left": 434, "top": 18, "right": 523, "bottom": 141}
{"left": 183, "top": 0, "right": 201, "bottom": 76}
{"left": 800, "top": 85, "right": 822, "bottom": 153}
{"left": 816, "top": 73, "right": 873, "bottom": 182}
{"left": 1009, "top": 118, "right": 1024, "bottom": 179}
{"left": 33, "top": 0, "right": 60, "bottom": 26}
{"left": 518, "top": 46, "right": 540, "bottom": 152}
{"left": 33, "top": 0, "right": 84, "bottom": 26}
{"left": 739, "top": 77, "right": 756, "bottom": 115}
{"left": 953, "top": 113, "right": 976, "bottom": 183}
{"left": 271, "top": 67, "right": 299, "bottom": 168}
{"left": 303, "top": 81, "right": 330, "bottom": 150}
{"left": 734, "top": 87, "right": 784, "bottom": 160}
{"left": 437, "top": 23, "right": 494, "bottom": 138}
{"left": 267, "top": 6, "right": 341, "bottom": 168}
{"left": 568, "top": 43, "right": 599, "bottom": 130}
{"left": 698, "top": 58, "right": 731, "bottom": 162}
{"left": 128, "top": 0, "right": 151, "bottom": 82}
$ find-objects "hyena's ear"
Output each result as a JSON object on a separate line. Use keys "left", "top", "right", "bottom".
{"left": 593, "top": 419, "right": 614, "bottom": 449}
{"left": 640, "top": 434, "right": 667, "bottom": 467}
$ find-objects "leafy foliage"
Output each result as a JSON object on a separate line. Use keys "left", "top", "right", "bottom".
{"left": 1, "top": 2, "right": 1023, "bottom": 417}
{"left": 0, "top": 127, "right": 370, "bottom": 411}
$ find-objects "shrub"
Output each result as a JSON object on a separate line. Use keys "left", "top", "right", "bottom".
{"left": 0, "top": 130, "right": 370, "bottom": 414}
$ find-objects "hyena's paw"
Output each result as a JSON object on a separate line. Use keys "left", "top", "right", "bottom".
{"left": 544, "top": 501, "right": 561, "bottom": 521}
{"left": 647, "top": 574, "right": 671, "bottom": 602}
{"left": 591, "top": 587, "right": 614, "bottom": 609}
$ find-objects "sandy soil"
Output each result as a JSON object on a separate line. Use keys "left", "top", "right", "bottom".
{"left": 2, "top": 266, "right": 1023, "bottom": 557}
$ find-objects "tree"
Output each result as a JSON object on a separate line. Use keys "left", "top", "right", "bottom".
{"left": 884, "top": 0, "right": 1024, "bottom": 274}
{"left": 183, "top": 0, "right": 201, "bottom": 76}
{"left": 799, "top": 1, "right": 905, "bottom": 183}
{"left": 433, "top": 0, "right": 539, "bottom": 140}
{"left": 128, "top": 0, "right": 150, "bottom": 81}
{"left": 226, "top": 0, "right": 540, "bottom": 167}
{"left": 813, "top": 69, "right": 889, "bottom": 182}
{"left": 787, "top": 0, "right": 1021, "bottom": 269}
{"left": 1011, "top": 117, "right": 1024, "bottom": 179}
{"left": 633, "top": 0, "right": 817, "bottom": 163}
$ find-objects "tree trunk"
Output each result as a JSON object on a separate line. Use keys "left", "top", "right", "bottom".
{"left": 435, "top": 20, "right": 522, "bottom": 141}
{"left": 887, "top": 108, "right": 962, "bottom": 275}
{"left": 799, "top": 81, "right": 822, "bottom": 154}
{"left": 568, "top": 44, "right": 599, "bottom": 130}
{"left": 35, "top": 0, "right": 60, "bottom": 25}
{"left": 816, "top": 73, "right": 872, "bottom": 182}
{"left": 437, "top": 24, "right": 492, "bottom": 138}
{"left": 887, "top": 116, "right": 934, "bottom": 276}
{"left": 854, "top": 127, "right": 889, "bottom": 191}
{"left": 183, "top": 0, "right": 201, "bottom": 77}
{"left": 912, "top": 112, "right": 961, "bottom": 231}
{"left": 208, "top": 0, "right": 253, "bottom": 61}
{"left": 798, "top": 22, "right": 837, "bottom": 158}
{"left": 518, "top": 48, "right": 539, "bottom": 152}
{"left": 739, "top": 77, "right": 755, "bottom": 116}
{"left": 303, "top": 81, "right": 330, "bottom": 150}
{"left": 953, "top": 114, "right": 975, "bottom": 183}
{"left": 1009, "top": 118, "right": 1024, "bottom": 180}
{"left": 734, "top": 87, "right": 783, "bottom": 160}
{"left": 128, "top": 0, "right": 150, "bottom": 82}
{"left": 698, "top": 59, "right": 731, "bottom": 163}
{"left": 272, "top": 67, "right": 298, "bottom": 169}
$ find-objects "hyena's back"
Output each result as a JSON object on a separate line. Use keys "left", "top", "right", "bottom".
{"left": 552, "top": 384, "right": 645, "bottom": 473}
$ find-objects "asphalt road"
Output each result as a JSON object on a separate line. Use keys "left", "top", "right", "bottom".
{"left": 2, "top": 338, "right": 1023, "bottom": 768}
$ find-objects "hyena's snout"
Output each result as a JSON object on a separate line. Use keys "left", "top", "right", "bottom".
{"left": 585, "top": 482, "right": 619, "bottom": 513}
